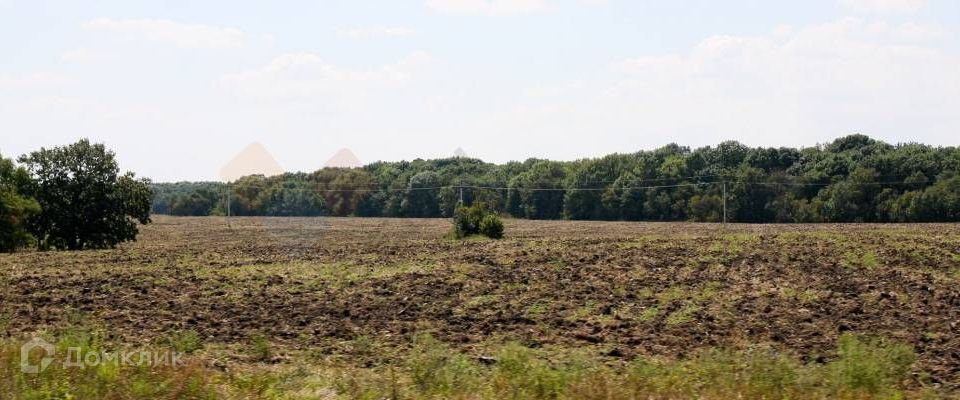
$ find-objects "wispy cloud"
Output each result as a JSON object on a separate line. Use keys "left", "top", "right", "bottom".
{"left": 218, "top": 52, "right": 432, "bottom": 105}
{"left": 498, "top": 17, "right": 960, "bottom": 149}
{"left": 425, "top": 0, "right": 548, "bottom": 16}
{"left": 82, "top": 18, "right": 245, "bottom": 49}
{"left": 0, "top": 72, "right": 72, "bottom": 88}
{"left": 60, "top": 47, "right": 110, "bottom": 63}
{"left": 336, "top": 26, "right": 415, "bottom": 39}
{"left": 838, "top": 0, "right": 927, "bottom": 13}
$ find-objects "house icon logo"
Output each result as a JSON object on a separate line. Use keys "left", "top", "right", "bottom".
{"left": 20, "top": 337, "right": 55, "bottom": 374}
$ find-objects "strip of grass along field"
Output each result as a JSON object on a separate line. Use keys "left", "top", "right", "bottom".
{"left": 1, "top": 329, "right": 936, "bottom": 399}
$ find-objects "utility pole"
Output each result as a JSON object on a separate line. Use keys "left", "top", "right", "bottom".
{"left": 721, "top": 143, "right": 727, "bottom": 226}
{"left": 459, "top": 180, "right": 464, "bottom": 205}
{"left": 722, "top": 180, "right": 727, "bottom": 225}
{"left": 226, "top": 183, "right": 232, "bottom": 228}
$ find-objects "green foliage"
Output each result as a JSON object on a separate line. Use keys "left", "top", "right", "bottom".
{"left": 1, "top": 330, "right": 217, "bottom": 399}
{"left": 0, "top": 332, "right": 924, "bottom": 399}
{"left": 151, "top": 182, "right": 225, "bottom": 216}
{"left": 827, "top": 334, "right": 916, "bottom": 395}
{"left": 354, "top": 334, "right": 919, "bottom": 399}
{"left": 407, "top": 334, "right": 481, "bottom": 394}
{"left": 259, "top": 182, "right": 325, "bottom": 216}
{"left": 250, "top": 334, "right": 274, "bottom": 362}
{"left": 479, "top": 214, "right": 504, "bottom": 239}
{"left": 508, "top": 160, "right": 567, "bottom": 219}
{"left": 401, "top": 171, "right": 442, "bottom": 217}
{"left": 167, "top": 330, "right": 203, "bottom": 354}
{"left": 0, "top": 153, "right": 40, "bottom": 252}
{"left": 17, "top": 139, "right": 153, "bottom": 250}
{"left": 453, "top": 203, "right": 504, "bottom": 239}
{"left": 151, "top": 135, "right": 960, "bottom": 222}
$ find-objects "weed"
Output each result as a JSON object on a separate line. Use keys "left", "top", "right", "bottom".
{"left": 842, "top": 250, "right": 881, "bottom": 270}
{"left": 638, "top": 306, "right": 660, "bottom": 322}
{"left": 827, "top": 334, "right": 916, "bottom": 396}
{"left": 167, "top": 329, "right": 203, "bottom": 354}
{"left": 525, "top": 302, "right": 548, "bottom": 316}
{"left": 665, "top": 305, "right": 701, "bottom": 326}
{"left": 250, "top": 334, "right": 274, "bottom": 362}
{"left": 0, "top": 332, "right": 922, "bottom": 399}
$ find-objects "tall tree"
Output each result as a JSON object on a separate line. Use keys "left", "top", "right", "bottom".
{"left": 401, "top": 171, "right": 442, "bottom": 217}
{"left": 18, "top": 139, "right": 153, "bottom": 250}
{"left": 508, "top": 161, "right": 567, "bottom": 219}
{"left": 0, "top": 153, "right": 40, "bottom": 252}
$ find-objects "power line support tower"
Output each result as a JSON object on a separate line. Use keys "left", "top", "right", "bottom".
{"left": 226, "top": 183, "right": 232, "bottom": 229}
{"left": 720, "top": 143, "right": 727, "bottom": 226}
{"left": 722, "top": 180, "right": 727, "bottom": 226}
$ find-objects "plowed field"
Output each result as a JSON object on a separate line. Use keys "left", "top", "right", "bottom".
{"left": 2, "top": 216, "right": 959, "bottom": 393}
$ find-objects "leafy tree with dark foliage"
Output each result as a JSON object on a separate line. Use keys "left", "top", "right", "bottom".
{"left": 401, "top": 171, "right": 442, "bottom": 217}
{"left": 0, "top": 153, "right": 40, "bottom": 252}
{"left": 17, "top": 139, "right": 153, "bottom": 250}
{"left": 151, "top": 135, "right": 960, "bottom": 223}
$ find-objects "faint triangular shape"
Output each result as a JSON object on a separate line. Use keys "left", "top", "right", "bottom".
{"left": 325, "top": 148, "right": 362, "bottom": 168}
{"left": 219, "top": 142, "right": 284, "bottom": 181}
{"left": 453, "top": 147, "right": 468, "bottom": 158}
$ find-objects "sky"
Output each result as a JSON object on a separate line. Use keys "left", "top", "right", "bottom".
{"left": 1, "top": 0, "right": 958, "bottom": 181}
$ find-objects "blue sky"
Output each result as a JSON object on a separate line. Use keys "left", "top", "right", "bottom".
{"left": 1, "top": 0, "right": 958, "bottom": 181}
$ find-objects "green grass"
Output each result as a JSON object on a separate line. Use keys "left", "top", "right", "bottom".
{"left": 842, "top": 250, "right": 882, "bottom": 270}
{"left": 637, "top": 306, "right": 660, "bottom": 322}
{"left": 1, "top": 331, "right": 217, "bottom": 399}
{"left": 249, "top": 334, "right": 274, "bottom": 362}
{"left": 167, "top": 330, "right": 203, "bottom": 354}
{"left": 665, "top": 305, "right": 702, "bottom": 326}
{"left": 0, "top": 331, "right": 932, "bottom": 399}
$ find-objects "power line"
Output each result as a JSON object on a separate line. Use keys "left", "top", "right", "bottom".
{"left": 212, "top": 179, "right": 934, "bottom": 194}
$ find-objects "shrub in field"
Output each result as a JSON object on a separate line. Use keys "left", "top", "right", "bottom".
{"left": 453, "top": 203, "right": 504, "bottom": 239}
{"left": 479, "top": 214, "right": 504, "bottom": 239}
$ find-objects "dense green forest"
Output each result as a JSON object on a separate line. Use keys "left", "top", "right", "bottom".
{"left": 152, "top": 135, "right": 960, "bottom": 222}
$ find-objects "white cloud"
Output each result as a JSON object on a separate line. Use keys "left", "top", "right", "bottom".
{"left": 0, "top": 72, "right": 71, "bottom": 88}
{"left": 839, "top": 0, "right": 927, "bottom": 13}
{"left": 60, "top": 47, "right": 110, "bottom": 63}
{"left": 425, "top": 0, "right": 548, "bottom": 16}
{"left": 218, "top": 52, "right": 432, "bottom": 106}
{"left": 494, "top": 17, "right": 960, "bottom": 149}
{"left": 336, "top": 26, "right": 415, "bottom": 39}
{"left": 82, "top": 18, "right": 245, "bottom": 49}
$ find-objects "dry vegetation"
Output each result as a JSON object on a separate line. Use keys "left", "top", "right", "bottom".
{"left": 2, "top": 216, "right": 960, "bottom": 398}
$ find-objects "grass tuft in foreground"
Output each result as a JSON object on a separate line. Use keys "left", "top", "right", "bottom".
{"left": 1, "top": 331, "right": 936, "bottom": 399}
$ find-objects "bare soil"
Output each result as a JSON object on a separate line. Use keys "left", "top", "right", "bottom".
{"left": 2, "top": 217, "right": 959, "bottom": 388}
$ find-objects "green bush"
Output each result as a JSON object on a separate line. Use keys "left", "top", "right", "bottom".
{"left": 453, "top": 203, "right": 504, "bottom": 239}
{"left": 479, "top": 214, "right": 504, "bottom": 239}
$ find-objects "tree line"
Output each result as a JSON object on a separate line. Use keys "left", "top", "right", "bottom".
{"left": 1, "top": 140, "right": 153, "bottom": 252}
{"left": 151, "top": 134, "right": 960, "bottom": 223}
